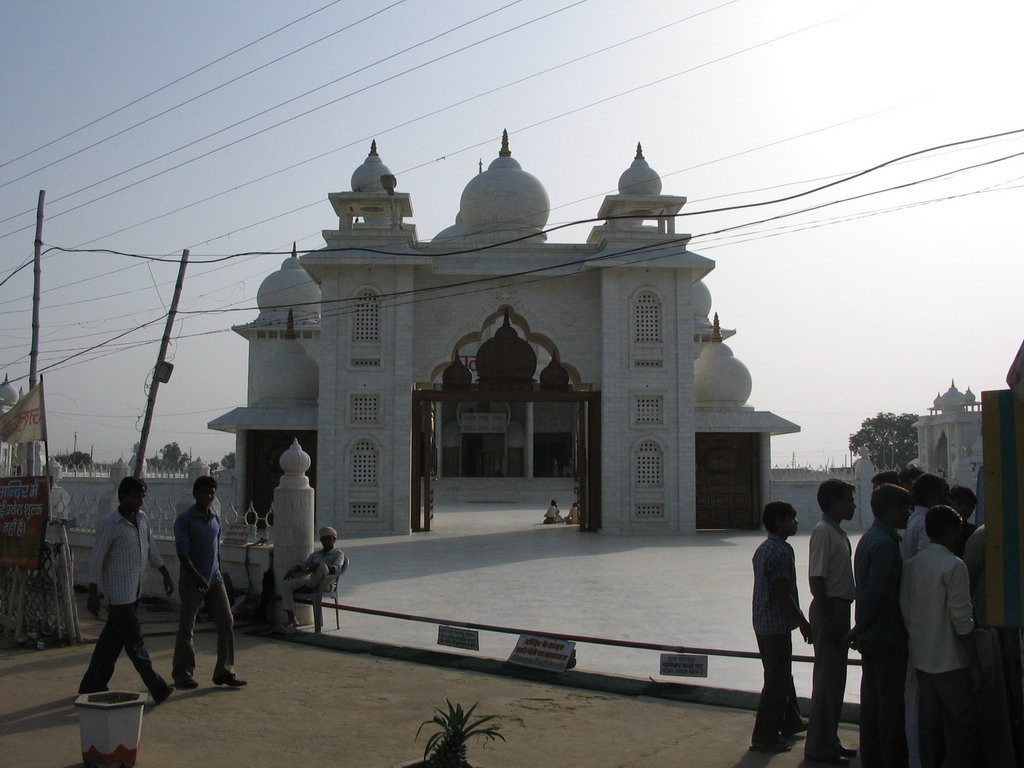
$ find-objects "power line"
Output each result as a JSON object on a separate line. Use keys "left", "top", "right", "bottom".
{"left": 0, "top": 0, "right": 352, "bottom": 172}
{"left": 0, "top": 0, "right": 571, "bottom": 232}
{"left": 4, "top": 128, "right": 1022, "bottom": 375}
{"left": 66, "top": 1, "right": 741, "bottom": 250}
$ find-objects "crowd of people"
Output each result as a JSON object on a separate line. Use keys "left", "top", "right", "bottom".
{"left": 749, "top": 469, "right": 1012, "bottom": 768}
{"left": 76, "top": 467, "right": 1013, "bottom": 767}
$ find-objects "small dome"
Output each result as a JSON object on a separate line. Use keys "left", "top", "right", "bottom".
{"left": 433, "top": 212, "right": 468, "bottom": 243}
{"left": 693, "top": 279, "right": 712, "bottom": 318}
{"left": 279, "top": 438, "right": 312, "bottom": 476}
{"left": 0, "top": 376, "right": 18, "bottom": 407}
{"left": 475, "top": 308, "right": 537, "bottom": 390}
{"left": 254, "top": 313, "right": 319, "bottom": 403}
{"left": 460, "top": 131, "right": 549, "bottom": 243}
{"left": 963, "top": 386, "right": 976, "bottom": 404}
{"left": 618, "top": 143, "right": 662, "bottom": 195}
{"left": 539, "top": 355, "right": 570, "bottom": 391}
{"left": 441, "top": 352, "right": 472, "bottom": 389}
{"left": 694, "top": 315, "right": 752, "bottom": 407}
{"left": 350, "top": 140, "right": 393, "bottom": 194}
{"left": 935, "top": 381, "right": 965, "bottom": 410}
{"left": 256, "top": 244, "right": 321, "bottom": 324}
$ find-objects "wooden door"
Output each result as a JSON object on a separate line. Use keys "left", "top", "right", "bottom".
{"left": 695, "top": 433, "right": 760, "bottom": 529}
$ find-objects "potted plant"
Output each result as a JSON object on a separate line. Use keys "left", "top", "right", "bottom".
{"left": 406, "top": 699, "right": 505, "bottom": 768}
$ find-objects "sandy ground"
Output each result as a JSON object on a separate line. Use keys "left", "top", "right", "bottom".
{"left": 0, "top": 597, "right": 861, "bottom": 768}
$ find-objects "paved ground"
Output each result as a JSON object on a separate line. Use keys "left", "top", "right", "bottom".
{"left": 312, "top": 503, "right": 861, "bottom": 702}
{"left": 0, "top": 503, "right": 864, "bottom": 767}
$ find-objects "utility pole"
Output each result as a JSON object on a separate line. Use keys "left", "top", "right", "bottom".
{"left": 27, "top": 191, "right": 44, "bottom": 476}
{"left": 134, "top": 249, "right": 189, "bottom": 479}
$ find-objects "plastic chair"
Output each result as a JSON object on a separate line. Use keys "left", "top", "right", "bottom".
{"left": 298, "top": 555, "right": 347, "bottom": 634}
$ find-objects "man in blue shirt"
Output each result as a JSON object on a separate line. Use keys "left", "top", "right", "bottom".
{"left": 750, "top": 501, "right": 812, "bottom": 753}
{"left": 172, "top": 475, "right": 246, "bottom": 688}
{"left": 848, "top": 483, "right": 912, "bottom": 768}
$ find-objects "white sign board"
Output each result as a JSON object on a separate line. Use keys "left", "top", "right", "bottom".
{"left": 221, "top": 521, "right": 250, "bottom": 547}
{"left": 508, "top": 634, "right": 576, "bottom": 672}
{"left": 437, "top": 625, "right": 480, "bottom": 651}
{"left": 659, "top": 653, "right": 709, "bottom": 678}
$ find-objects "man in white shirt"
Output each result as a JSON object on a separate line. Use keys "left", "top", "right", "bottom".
{"left": 805, "top": 479, "right": 858, "bottom": 765}
{"left": 901, "top": 473, "right": 949, "bottom": 561}
{"left": 899, "top": 505, "right": 979, "bottom": 768}
{"left": 78, "top": 476, "right": 175, "bottom": 703}
{"left": 900, "top": 473, "right": 950, "bottom": 768}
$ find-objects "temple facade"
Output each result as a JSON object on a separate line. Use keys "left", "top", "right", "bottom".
{"left": 211, "top": 134, "right": 799, "bottom": 535}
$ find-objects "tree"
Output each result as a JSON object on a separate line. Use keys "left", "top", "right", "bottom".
{"left": 159, "top": 442, "right": 189, "bottom": 471}
{"left": 219, "top": 451, "right": 236, "bottom": 470}
{"left": 54, "top": 450, "right": 93, "bottom": 467}
{"left": 849, "top": 412, "right": 919, "bottom": 470}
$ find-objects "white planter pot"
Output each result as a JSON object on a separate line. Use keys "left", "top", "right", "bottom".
{"left": 74, "top": 691, "right": 147, "bottom": 767}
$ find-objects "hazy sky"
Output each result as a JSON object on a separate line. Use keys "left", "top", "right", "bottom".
{"left": 1, "top": 0, "right": 1021, "bottom": 467}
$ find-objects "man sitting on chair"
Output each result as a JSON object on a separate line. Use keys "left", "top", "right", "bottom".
{"left": 281, "top": 526, "right": 347, "bottom": 628}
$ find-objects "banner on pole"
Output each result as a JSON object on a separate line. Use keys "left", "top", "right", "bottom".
{"left": 0, "top": 476, "right": 50, "bottom": 569}
{"left": 0, "top": 381, "right": 47, "bottom": 444}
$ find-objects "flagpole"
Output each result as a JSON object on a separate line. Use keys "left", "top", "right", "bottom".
{"left": 28, "top": 191, "right": 44, "bottom": 476}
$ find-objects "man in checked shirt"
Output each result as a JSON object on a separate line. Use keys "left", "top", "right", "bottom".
{"left": 78, "top": 476, "right": 175, "bottom": 704}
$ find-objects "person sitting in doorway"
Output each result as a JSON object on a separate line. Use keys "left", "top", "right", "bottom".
{"left": 565, "top": 502, "right": 581, "bottom": 525}
{"left": 543, "top": 500, "right": 563, "bottom": 524}
{"left": 280, "top": 527, "right": 348, "bottom": 628}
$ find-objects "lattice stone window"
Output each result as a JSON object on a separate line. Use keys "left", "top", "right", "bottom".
{"left": 352, "top": 395, "right": 379, "bottom": 423}
{"left": 634, "top": 359, "right": 662, "bottom": 369}
{"left": 351, "top": 439, "right": 378, "bottom": 484}
{"left": 353, "top": 290, "right": 380, "bottom": 341}
{"left": 635, "top": 395, "right": 663, "bottom": 425}
{"left": 349, "top": 502, "right": 378, "bottom": 518}
{"left": 634, "top": 291, "right": 662, "bottom": 343}
{"left": 635, "top": 440, "right": 663, "bottom": 486}
{"left": 635, "top": 503, "right": 664, "bottom": 518}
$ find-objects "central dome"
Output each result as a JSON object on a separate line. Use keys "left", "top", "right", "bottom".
{"left": 460, "top": 130, "right": 549, "bottom": 243}
{"left": 475, "top": 308, "right": 537, "bottom": 390}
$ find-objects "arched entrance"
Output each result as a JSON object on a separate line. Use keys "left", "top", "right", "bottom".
{"left": 411, "top": 388, "right": 601, "bottom": 532}
{"left": 410, "top": 306, "right": 601, "bottom": 532}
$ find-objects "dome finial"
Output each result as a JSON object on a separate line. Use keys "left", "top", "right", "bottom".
{"left": 478, "top": 158, "right": 483, "bottom": 174}
{"left": 711, "top": 312, "right": 722, "bottom": 342}
{"left": 369, "top": 139, "right": 378, "bottom": 157}
{"left": 635, "top": 142, "right": 644, "bottom": 160}
{"left": 499, "top": 129, "right": 511, "bottom": 158}
{"left": 291, "top": 241, "right": 297, "bottom": 258}
{"left": 285, "top": 309, "right": 296, "bottom": 340}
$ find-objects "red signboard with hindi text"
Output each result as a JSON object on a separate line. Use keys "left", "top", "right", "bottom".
{"left": 0, "top": 477, "right": 50, "bottom": 569}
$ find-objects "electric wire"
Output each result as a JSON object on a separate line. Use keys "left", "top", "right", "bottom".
{"left": 0, "top": 0, "right": 581, "bottom": 233}
{"left": 3, "top": 128, "right": 1022, "bottom": 378}
{"left": 65, "top": 0, "right": 741, "bottom": 250}
{"left": 0, "top": 0, "right": 351, "bottom": 171}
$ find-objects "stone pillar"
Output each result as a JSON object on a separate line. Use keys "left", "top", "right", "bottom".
{"left": 525, "top": 403, "right": 534, "bottom": 479}
{"left": 47, "top": 457, "right": 72, "bottom": 521}
{"left": 853, "top": 448, "right": 875, "bottom": 531}
{"left": 271, "top": 438, "right": 315, "bottom": 626}
{"left": 105, "top": 459, "right": 130, "bottom": 516}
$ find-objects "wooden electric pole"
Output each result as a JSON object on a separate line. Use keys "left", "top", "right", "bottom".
{"left": 134, "top": 249, "right": 189, "bottom": 479}
{"left": 27, "top": 191, "right": 44, "bottom": 476}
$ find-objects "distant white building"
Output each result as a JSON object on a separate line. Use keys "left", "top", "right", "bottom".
{"left": 915, "top": 380, "right": 982, "bottom": 487}
{"left": 0, "top": 376, "right": 23, "bottom": 476}
{"left": 211, "top": 135, "right": 799, "bottom": 535}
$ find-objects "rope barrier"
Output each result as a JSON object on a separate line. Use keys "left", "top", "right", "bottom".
{"left": 316, "top": 600, "right": 861, "bottom": 666}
